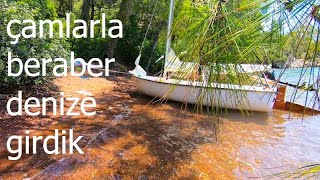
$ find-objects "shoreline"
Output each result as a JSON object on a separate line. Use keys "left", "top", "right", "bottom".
{"left": 1, "top": 75, "right": 320, "bottom": 178}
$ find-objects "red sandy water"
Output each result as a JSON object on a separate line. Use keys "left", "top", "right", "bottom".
{"left": 0, "top": 76, "right": 319, "bottom": 179}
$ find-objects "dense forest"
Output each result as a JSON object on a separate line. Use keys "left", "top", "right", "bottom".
{"left": 0, "top": 0, "right": 319, "bottom": 91}
{"left": 0, "top": 0, "right": 169, "bottom": 91}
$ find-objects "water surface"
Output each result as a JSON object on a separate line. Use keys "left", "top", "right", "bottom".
{"left": 273, "top": 68, "right": 320, "bottom": 110}
{"left": 0, "top": 76, "right": 319, "bottom": 179}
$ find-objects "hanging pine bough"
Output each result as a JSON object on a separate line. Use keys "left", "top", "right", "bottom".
{"left": 129, "top": 0, "right": 320, "bottom": 113}
{"left": 6, "top": 13, "right": 123, "bottom": 44}
{"left": 129, "top": 0, "right": 278, "bottom": 112}
{"left": 168, "top": 0, "right": 320, "bottom": 112}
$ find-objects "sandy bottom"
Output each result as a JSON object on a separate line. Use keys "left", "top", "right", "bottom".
{"left": 0, "top": 75, "right": 319, "bottom": 179}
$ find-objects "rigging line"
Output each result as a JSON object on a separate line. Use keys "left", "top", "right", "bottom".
{"left": 139, "top": 0, "right": 159, "bottom": 54}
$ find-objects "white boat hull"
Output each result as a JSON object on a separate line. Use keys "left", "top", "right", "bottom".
{"left": 134, "top": 76, "right": 277, "bottom": 112}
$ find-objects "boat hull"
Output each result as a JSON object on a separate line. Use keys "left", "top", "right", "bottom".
{"left": 134, "top": 76, "right": 277, "bottom": 112}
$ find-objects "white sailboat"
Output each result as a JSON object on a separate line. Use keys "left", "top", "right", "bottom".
{"left": 129, "top": 0, "right": 278, "bottom": 112}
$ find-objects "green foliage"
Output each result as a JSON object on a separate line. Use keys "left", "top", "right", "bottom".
{"left": 115, "top": 14, "right": 164, "bottom": 72}
{"left": 271, "top": 164, "right": 320, "bottom": 179}
{"left": 0, "top": 0, "right": 171, "bottom": 92}
{"left": 0, "top": 0, "right": 69, "bottom": 91}
{"left": 115, "top": 15, "right": 144, "bottom": 66}
{"left": 173, "top": 0, "right": 267, "bottom": 64}
{"left": 9, "top": 0, "right": 58, "bottom": 19}
{"left": 1, "top": 0, "right": 318, "bottom": 90}
{"left": 72, "top": 38, "right": 108, "bottom": 60}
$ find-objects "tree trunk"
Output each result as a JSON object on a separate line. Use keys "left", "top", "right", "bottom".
{"left": 91, "top": 0, "right": 95, "bottom": 20}
{"left": 146, "top": 35, "right": 160, "bottom": 72}
{"left": 58, "top": 0, "right": 65, "bottom": 14}
{"left": 68, "top": 0, "right": 73, "bottom": 12}
{"left": 105, "top": 0, "right": 133, "bottom": 59}
{"left": 81, "top": 0, "right": 91, "bottom": 23}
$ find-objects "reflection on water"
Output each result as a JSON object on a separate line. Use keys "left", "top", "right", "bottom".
{"left": 0, "top": 76, "right": 319, "bottom": 179}
{"left": 207, "top": 110, "right": 320, "bottom": 178}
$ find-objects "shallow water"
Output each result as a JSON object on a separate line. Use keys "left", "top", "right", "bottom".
{"left": 0, "top": 76, "right": 319, "bottom": 179}
{"left": 273, "top": 68, "right": 320, "bottom": 86}
{"left": 273, "top": 68, "right": 320, "bottom": 110}
{"left": 129, "top": 101, "right": 320, "bottom": 179}
{"left": 215, "top": 110, "right": 320, "bottom": 178}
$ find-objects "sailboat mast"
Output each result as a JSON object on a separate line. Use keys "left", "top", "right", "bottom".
{"left": 165, "top": 0, "right": 174, "bottom": 73}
